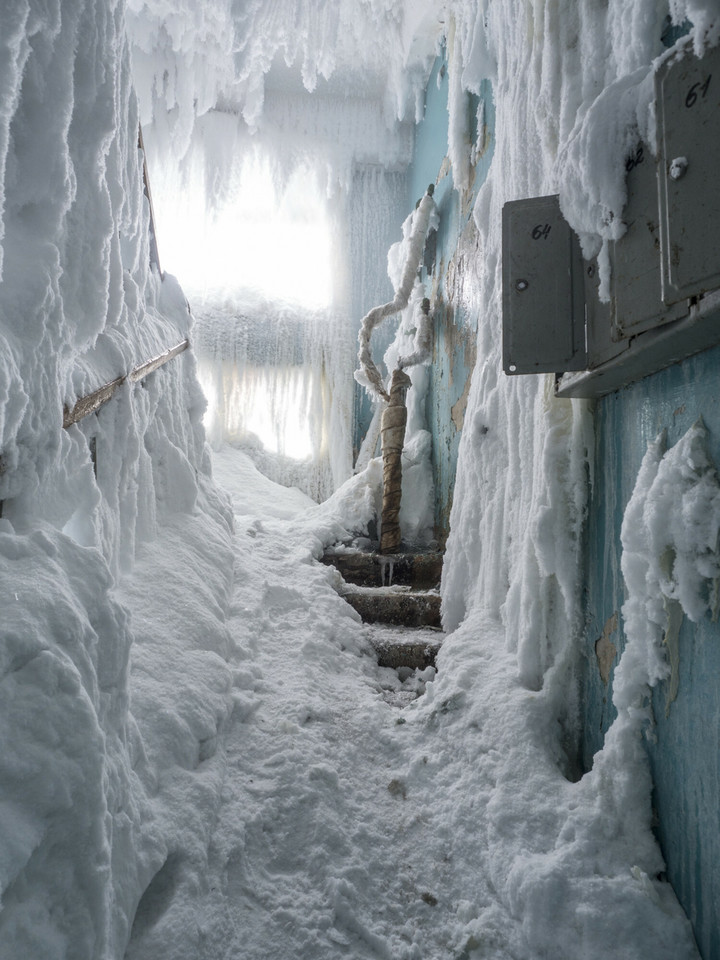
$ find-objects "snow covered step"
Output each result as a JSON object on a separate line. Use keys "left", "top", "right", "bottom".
{"left": 340, "top": 583, "right": 441, "bottom": 629}
{"left": 366, "top": 624, "right": 443, "bottom": 670}
{"left": 321, "top": 549, "right": 442, "bottom": 588}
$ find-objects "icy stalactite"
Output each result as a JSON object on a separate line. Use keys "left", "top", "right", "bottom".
{"left": 193, "top": 295, "right": 354, "bottom": 502}
{"left": 354, "top": 402, "right": 383, "bottom": 473}
{"left": 127, "top": 0, "right": 440, "bottom": 152}
{"left": 446, "top": 16, "right": 472, "bottom": 195}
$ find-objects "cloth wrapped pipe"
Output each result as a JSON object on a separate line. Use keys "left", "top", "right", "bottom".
{"left": 380, "top": 368, "right": 412, "bottom": 554}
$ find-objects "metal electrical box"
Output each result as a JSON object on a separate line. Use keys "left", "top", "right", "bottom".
{"left": 609, "top": 142, "right": 688, "bottom": 338}
{"left": 502, "top": 195, "right": 587, "bottom": 375}
{"left": 657, "top": 40, "right": 720, "bottom": 303}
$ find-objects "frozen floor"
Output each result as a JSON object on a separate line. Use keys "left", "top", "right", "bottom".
{"left": 124, "top": 444, "right": 700, "bottom": 960}
{"left": 124, "top": 445, "right": 471, "bottom": 959}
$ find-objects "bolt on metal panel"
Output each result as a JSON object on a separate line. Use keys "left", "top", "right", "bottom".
{"left": 657, "top": 41, "right": 720, "bottom": 303}
{"left": 502, "top": 195, "right": 586, "bottom": 375}
{"left": 610, "top": 142, "right": 688, "bottom": 338}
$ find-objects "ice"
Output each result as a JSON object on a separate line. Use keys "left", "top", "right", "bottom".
{"left": 0, "top": 0, "right": 714, "bottom": 957}
{"left": 354, "top": 187, "right": 437, "bottom": 401}
{"left": 193, "top": 291, "right": 354, "bottom": 502}
{"left": 616, "top": 421, "right": 720, "bottom": 717}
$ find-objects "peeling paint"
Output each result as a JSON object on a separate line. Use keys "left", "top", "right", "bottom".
{"left": 662, "top": 596, "right": 683, "bottom": 716}
{"left": 444, "top": 216, "right": 480, "bottom": 319}
{"left": 451, "top": 369, "right": 472, "bottom": 432}
{"left": 595, "top": 612, "right": 618, "bottom": 686}
{"left": 407, "top": 57, "right": 492, "bottom": 547}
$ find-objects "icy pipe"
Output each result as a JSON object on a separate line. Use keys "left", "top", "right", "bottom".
{"left": 354, "top": 185, "right": 436, "bottom": 403}
{"left": 398, "top": 297, "right": 432, "bottom": 370}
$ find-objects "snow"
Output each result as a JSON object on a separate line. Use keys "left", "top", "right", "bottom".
{"left": 0, "top": 0, "right": 716, "bottom": 956}
{"left": 617, "top": 421, "right": 720, "bottom": 717}
{"left": 125, "top": 447, "right": 698, "bottom": 959}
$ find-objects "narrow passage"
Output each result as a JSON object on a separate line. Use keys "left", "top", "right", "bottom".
{"left": 187, "top": 446, "right": 461, "bottom": 959}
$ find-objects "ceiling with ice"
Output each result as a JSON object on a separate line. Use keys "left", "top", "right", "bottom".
{"left": 127, "top": 0, "right": 442, "bottom": 147}
{"left": 126, "top": 0, "right": 443, "bottom": 305}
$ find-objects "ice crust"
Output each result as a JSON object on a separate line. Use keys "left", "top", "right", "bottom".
{"left": 0, "top": 0, "right": 715, "bottom": 957}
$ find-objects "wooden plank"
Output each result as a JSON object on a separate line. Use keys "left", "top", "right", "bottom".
{"left": 128, "top": 339, "right": 188, "bottom": 382}
{"left": 138, "top": 124, "right": 163, "bottom": 277}
{"left": 63, "top": 376, "right": 125, "bottom": 428}
{"left": 63, "top": 338, "right": 190, "bottom": 428}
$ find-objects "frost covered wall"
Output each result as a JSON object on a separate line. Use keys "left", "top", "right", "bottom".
{"left": 406, "top": 52, "right": 495, "bottom": 544}
{"left": 0, "top": 3, "right": 234, "bottom": 956}
{"left": 581, "top": 352, "right": 720, "bottom": 960}
{"left": 430, "top": 3, "right": 720, "bottom": 956}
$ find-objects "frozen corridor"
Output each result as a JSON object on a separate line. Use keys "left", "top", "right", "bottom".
{"left": 2, "top": 2, "right": 717, "bottom": 954}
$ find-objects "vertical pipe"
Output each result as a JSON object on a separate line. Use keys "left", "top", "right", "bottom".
{"left": 380, "top": 368, "right": 412, "bottom": 554}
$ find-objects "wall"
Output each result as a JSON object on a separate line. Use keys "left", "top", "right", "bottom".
{"left": 409, "top": 54, "right": 495, "bottom": 545}
{"left": 414, "top": 25, "right": 717, "bottom": 958}
{"left": 581, "top": 344, "right": 720, "bottom": 960}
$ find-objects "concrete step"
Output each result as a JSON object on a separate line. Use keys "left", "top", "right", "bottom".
{"left": 323, "top": 547, "right": 444, "bottom": 668}
{"left": 366, "top": 624, "right": 443, "bottom": 670}
{"left": 340, "top": 583, "right": 441, "bottom": 629}
{"left": 321, "top": 549, "right": 442, "bottom": 589}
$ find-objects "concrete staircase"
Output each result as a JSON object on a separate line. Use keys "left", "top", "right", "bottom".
{"left": 321, "top": 548, "right": 444, "bottom": 669}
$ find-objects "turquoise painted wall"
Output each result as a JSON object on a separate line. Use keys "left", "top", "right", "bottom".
{"left": 410, "top": 55, "right": 495, "bottom": 543}
{"left": 581, "top": 345, "right": 720, "bottom": 959}
{"left": 353, "top": 52, "right": 495, "bottom": 543}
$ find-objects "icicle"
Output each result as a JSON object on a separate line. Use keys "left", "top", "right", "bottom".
{"left": 379, "top": 556, "right": 395, "bottom": 586}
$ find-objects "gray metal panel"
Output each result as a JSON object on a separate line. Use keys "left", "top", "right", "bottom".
{"left": 657, "top": 41, "right": 720, "bottom": 303}
{"left": 556, "top": 290, "right": 720, "bottom": 399}
{"left": 584, "top": 257, "right": 626, "bottom": 368}
{"left": 502, "top": 195, "right": 587, "bottom": 374}
{"left": 610, "top": 143, "right": 688, "bottom": 337}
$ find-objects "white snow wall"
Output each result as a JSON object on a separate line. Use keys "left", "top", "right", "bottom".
{"left": 0, "top": 2, "right": 234, "bottom": 957}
